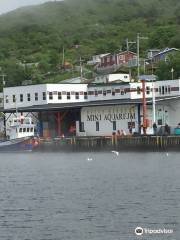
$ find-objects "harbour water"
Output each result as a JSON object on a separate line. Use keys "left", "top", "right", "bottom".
{"left": 0, "top": 151, "right": 179, "bottom": 240}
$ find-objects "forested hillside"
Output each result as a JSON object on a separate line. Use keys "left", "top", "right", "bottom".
{"left": 0, "top": 0, "right": 180, "bottom": 87}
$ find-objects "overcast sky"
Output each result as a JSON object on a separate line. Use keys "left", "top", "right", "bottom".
{"left": 0, "top": 0, "right": 61, "bottom": 15}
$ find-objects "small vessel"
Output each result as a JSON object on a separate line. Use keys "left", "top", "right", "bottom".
{"left": 0, "top": 116, "right": 39, "bottom": 151}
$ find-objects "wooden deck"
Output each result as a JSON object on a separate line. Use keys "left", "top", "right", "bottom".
{"left": 37, "top": 135, "right": 180, "bottom": 151}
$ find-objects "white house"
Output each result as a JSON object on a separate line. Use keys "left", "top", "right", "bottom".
{"left": 94, "top": 74, "right": 130, "bottom": 83}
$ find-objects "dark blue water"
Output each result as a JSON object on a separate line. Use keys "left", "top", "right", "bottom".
{"left": 0, "top": 152, "right": 179, "bottom": 240}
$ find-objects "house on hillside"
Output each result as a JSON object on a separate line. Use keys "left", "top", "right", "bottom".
{"left": 147, "top": 49, "right": 160, "bottom": 59}
{"left": 94, "top": 73, "right": 130, "bottom": 83}
{"left": 116, "top": 51, "right": 137, "bottom": 67}
{"left": 150, "top": 47, "right": 179, "bottom": 63}
{"left": 96, "top": 51, "right": 137, "bottom": 73}
{"left": 87, "top": 53, "right": 110, "bottom": 65}
{"left": 145, "top": 47, "right": 179, "bottom": 74}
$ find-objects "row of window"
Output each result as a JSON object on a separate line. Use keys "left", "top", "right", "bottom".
{"left": 5, "top": 85, "right": 175, "bottom": 103}
{"left": 136, "top": 85, "right": 172, "bottom": 95}
{"left": 89, "top": 89, "right": 126, "bottom": 96}
{"left": 5, "top": 91, "right": 88, "bottom": 103}
{"left": 159, "top": 85, "right": 171, "bottom": 95}
{"left": 79, "top": 121, "right": 133, "bottom": 132}
{"left": 17, "top": 127, "right": 34, "bottom": 133}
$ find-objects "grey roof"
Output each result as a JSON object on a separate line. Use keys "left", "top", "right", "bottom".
{"left": 60, "top": 77, "right": 88, "bottom": 84}
{"left": 153, "top": 47, "right": 179, "bottom": 57}
{"left": 139, "top": 75, "right": 157, "bottom": 81}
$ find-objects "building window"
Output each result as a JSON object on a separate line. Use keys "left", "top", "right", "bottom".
{"left": 137, "top": 87, "right": 141, "bottom": 94}
{"left": 67, "top": 92, "right": 70, "bottom": 100}
{"left": 42, "top": 92, "right": 46, "bottom": 100}
{"left": 115, "top": 89, "right": 120, "bottom": 93}
{"left": 165, "top": 86, "right": 168, "bottom": 94}
{"left": 168, "top": 85, "right": 171, "bottom": 94}
{"left": 112, "top": 89, "right": 115, "bottom": 96}
{"left": 96, "top": 121, "right": 99, "bottom": 131}
{"left": 13, "top": 95, "right": 16, "bottom": 103}
{"left": 95, "top": 90, "right": 98, "bottom": 97}
{"left": 49, "top": 92, "right": 53, "bottom": 100}
{"left": 162, "top": 86, "right": 165, "bottom": 95}
{"left": 23, "top": 128, "right": 26, "bottom": 132}
{"left": 146, "top": 86, "right": 150, "bottom": 94}
{"left": 35, "top": 92, "right": 38, "bottom": 101}
{"left": 113, "top": 121, "right": 116, "bottom": 131}
{"left": 19, "top": 128, "right": 22, "bottom": 133}
{"left": 103, "top": 90, "right": 106, "bottom": 96}
{"left": 84, "top": 92, "right": 88, "bottom": 99}
{"left": 58, "top": 92, "right": 62, "bottom": 100}
{"left": 75, "top": 92, "right": 79, "bottom": 99}
{"left": 27, "top": 93, "right": 31, "bottom": 102}
{"left": 159, "top": 86, "right": 162, "bottom": 94}
{"left": 79, "top": 122, "right": 85, "bottom": 132}
{"left": 20, "top": 94, "right": 23, "bottom": 102}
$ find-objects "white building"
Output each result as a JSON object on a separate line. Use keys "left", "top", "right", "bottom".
{"left": 1, "top": 79, "right": 180, "bottom": 137}
{"left": 94, "top": 73, "right": 130, "bottom": 83}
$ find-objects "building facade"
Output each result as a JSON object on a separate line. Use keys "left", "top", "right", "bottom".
{"left": 2, "top": 79, "right": 180, "bottom": 137}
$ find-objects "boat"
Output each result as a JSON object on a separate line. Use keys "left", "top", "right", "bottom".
{"left": 0, "top": 116, "right": 39, "bottom": 151}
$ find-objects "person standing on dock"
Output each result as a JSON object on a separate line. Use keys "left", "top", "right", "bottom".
{"left": 153, "top": 122, "right": 157, "bottom": 135}
{"left": 164, "top": 124, "right": 170, "bottom": 135}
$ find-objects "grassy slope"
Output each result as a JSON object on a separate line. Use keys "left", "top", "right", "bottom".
{"left": 0, "top": 0, "right": 179, "bottom": 84}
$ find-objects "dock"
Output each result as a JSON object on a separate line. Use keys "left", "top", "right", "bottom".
{"left": 37, "top": 135, "right": 180, "bottom": 151}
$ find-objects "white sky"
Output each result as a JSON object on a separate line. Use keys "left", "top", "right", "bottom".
{"left": 0, "top": 0, "right": 61, "bottom": 15}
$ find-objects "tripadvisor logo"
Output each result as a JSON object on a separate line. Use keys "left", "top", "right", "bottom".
{"left": 135, "top": 226, "right": 173, "bottom": 236}
{"left": 135, "top": 227, "right": 143, "bottom": 236}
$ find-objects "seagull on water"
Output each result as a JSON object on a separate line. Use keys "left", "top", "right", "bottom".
{"left": 111, "top": 150, "right": 119, "bottom": 156}
{"left": 87, "top": 157, "right": 93, "bottom": 161}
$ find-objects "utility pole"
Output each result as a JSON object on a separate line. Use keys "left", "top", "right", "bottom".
{"left": 137, "top": 33, "right": 148, "bottom": 80}
{"left": 152, "top": 80, "right": 156, "bottom": 123}
{"left": 79, "top": 56, "right": 83, "bottom": 82}
{"left": 126, "top": 38, "right": 136, "bottom": 81}
{"left": 171, "top": 68, "right": 174, "bottom": 80}
{"left": 126, "top": 38, "right": 136, "bottom": 52}
{"left": 62, "top": 46, "right": 65, "bottom": 68}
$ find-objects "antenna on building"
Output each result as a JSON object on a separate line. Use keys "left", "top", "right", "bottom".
{"left": 0, "top": 73, "right": 6, "bottom": 86}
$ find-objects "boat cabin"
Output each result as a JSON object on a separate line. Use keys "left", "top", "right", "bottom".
{"left": 6, "top": 117, "right": 36, "bottom": 140}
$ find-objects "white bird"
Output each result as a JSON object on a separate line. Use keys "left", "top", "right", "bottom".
{"left": 87, "top": 157, "right": 93, "bottom": 161}
{"left": 166, "top": 152, "right": 169, "bottom": 157}
{"left": 111, "top": 150, "right": 119, "bottom": 156}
